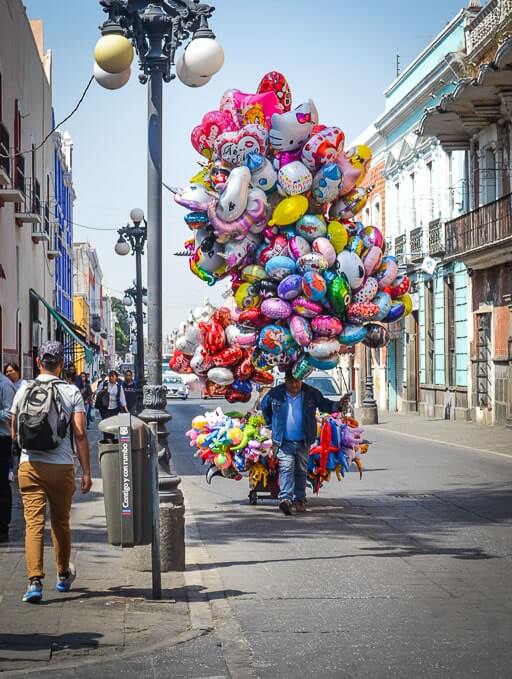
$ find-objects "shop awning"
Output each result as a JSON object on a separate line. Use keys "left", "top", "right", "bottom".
{"left": 31, "top": 290, "right": 96, "bottom": 365}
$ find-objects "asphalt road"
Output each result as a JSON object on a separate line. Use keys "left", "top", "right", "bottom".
{"left": 30, "top": 397, "right": 511, "bottom": 679}
{"left": 170, "top": 398, "right": 512, "bottom": 679}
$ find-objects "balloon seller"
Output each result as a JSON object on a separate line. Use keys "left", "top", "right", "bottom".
{"left": 260, "top": 366, "right": 349, "bottom": 515}
{"left": 170, "top": 71, "right": 406, "bottom": 509}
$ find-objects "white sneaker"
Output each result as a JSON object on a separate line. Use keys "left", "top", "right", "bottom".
{"left": 56, "top": 562, "right": 76, "bottom": 592}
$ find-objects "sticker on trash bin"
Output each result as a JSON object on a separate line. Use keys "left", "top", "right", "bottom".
{"left": 119, "top": 425, "right": 135, "bottom": 545}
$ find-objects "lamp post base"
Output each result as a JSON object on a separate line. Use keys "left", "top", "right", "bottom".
{"left": 134, "top": 385, "right": 185, "bottom": 572}
{"left": 357, "top": 402, "right": 379, "bottom": 425}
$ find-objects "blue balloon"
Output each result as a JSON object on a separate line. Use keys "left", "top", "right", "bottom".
{"left": 338, "top": 324, "right": 368, "bottom": 345}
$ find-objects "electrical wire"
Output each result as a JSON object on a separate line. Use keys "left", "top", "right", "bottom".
{"left": 0, "top": 76, "right": 94, "bottom": 159}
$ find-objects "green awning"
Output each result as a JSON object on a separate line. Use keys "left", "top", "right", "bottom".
{"left": 32, "top": 290, "right": 96, "bottom": 365}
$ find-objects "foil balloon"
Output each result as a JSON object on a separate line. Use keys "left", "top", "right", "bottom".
{"left": 277, "top": 274, "right": 303, "bottom": 300}
{"left": 296, "top": 214, "right": 327, "bottom": 242}
{"left": 288, "top": 235, "right": 311, "bottom": 260}
{"left": 238, "top": 308, "right": 266, "bottom": 327}
{"left": 258, "top": 234, "right": 289, "bottom": 264}
{"left": 363, "top": 324, "right": 389, "bottom": 348}
{"left": 346, "top": 301, "right": 380, "bottom": 324}
{"left": 207, "top": 367, "right": 235, "bottom": 386}
{"left": 241, "top": 264, "right": 266, "bottom": 283}
{"left": 375, "top": 256, "right": 399, "bottom": 289}
{"left": 212, "top": 346, "right": 244, "bottom": 367}
{"left": 246, "top": 152, "right": 278, "bottom": 193}
{"left": 184, "top": 211, "right": 210, "bottom": 230}
{"left": 327, "top": 220, "right": 348, "bottom": 253}
{"left": 307, "top": 337, "right": 341, "bottom": 359}
{"left": 220, "top": 236, "right": 259, "bottom": 271}
{"left": 269, "top": 100, "right": 319, "bottom": 153}
{"left": 216, "top": 166, "right": 251, "bottom": 222}
{"left": 292, "top": 354, "right": 315, "bottom": 380}
{"left": 255, "top": 279, "right": 278, "bottom": 298}
{"left": 191, "top": 110, "right": 239, "bottom": 159}
{"left": 327, "top": 275, "right": 352, "bottom": 316}
{"left": 268, "top": 194, "right": 309, "bottom": 226}
{"left": 330, "top": 187, "right": 370, "bottom": 220}
{"left": 214, "top": 124, "right": 268, "bottom": 166}
{"left": 360, "top": 225, "right": 384, "bottom": 250}
{"left": 399, "top": 292, "right": 413, "bottom": 316}
{"left": 363, "top": 245, "right": 383, "bottom": 276}
{"left": 234, "top": 282, "right": 260, "bottom": 309}
{"left": 232, "top": 90, "right": 282, "bottom": 128}
{"left": 265, "top": 255, "right": 297, "bottom": 281}
{"left": 224, "top": 324, "right": 241, "bottom": 346}
{"left": 301, "top": 127, "right": 345, "bottom": 172}
{"left": 257, "top": 71, "right": 292, "bottom": 112}
{"left": 297, "top": 253, "right": 328, "bottom": 274}
{"left": 336, "top": 251, "right": 365, "bottom": 290}
{"left": 291, "top": 296, "right": 324, "bottom": 318}
{"left": 311, "top": 315, "right": 343, "bottom": 337}
{"left": 289, "top": 315, "right": 313, "bottom": 347}
{"left": 383, "top": 300, "right": 406, "bottom": 323}
{"left": 261, "top": 297, "right": 293, "bottom": 320}
{"left": 277, "top": 161, "right": 313, "bottom": 195}
{"left": 302, "top": 271, "right": 327, "bottom": 301}
{"left": 258, "top": 324, "right": 295, "bottom": 355}
{"left": 311, "top": 162, "right": 343, "bottom": 203}
{"left": 347, "top": 235, "right": 364, "bottom": 256}
{"left": 338, "top": 324, "right": 368, "bottom": 345}
{"left": 174, "top": 183, "right": 215, "bottom": 212}
{"left": 371, "top": 291, "right": 393, "bottom": 321}
{"left": 308, "top": 354, "right": 339, "bottom": 370}
{"left": 346, "top": 145, "right": 373, "bottom": 186}
{"left": 353, "top": 277, "right": 378, "bottom": 303}
{"left": 208, "top": 189, "right": 268, "bottom": 243}
{"left": 389, "top": 274, "right": 411, "bottom": 298}
{"left": 312, "top": 237, "right": 337, "bottom": 268}
{"left": 199, "top": 319, "right": 226, "bottom": 354}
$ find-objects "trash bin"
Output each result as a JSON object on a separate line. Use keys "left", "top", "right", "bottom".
{"left": 98, "top": 414, "right": 153, "bottom": 547}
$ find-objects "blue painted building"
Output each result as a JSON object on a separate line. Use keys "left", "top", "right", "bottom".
{"left": 352, "top": 5, "right": 477, "bottom": 419}
{"left": 52, "top": 127, "right": 74, "bottom": 321}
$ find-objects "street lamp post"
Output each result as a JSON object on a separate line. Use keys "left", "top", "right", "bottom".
{"left": 123, "top": 283, "right": 148, "bottom": 404}
{"left": 359, "top": 346, "right": 379, "bottom": 425}
{"left": 115, "top": 208, "right": 147, "bottom": 406}
{"left": 98, "top": 0, "right": 224, "bottom": 574}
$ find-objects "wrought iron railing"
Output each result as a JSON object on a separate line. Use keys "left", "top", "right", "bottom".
{"left": 466, "top": 0, "right": 512, "bottom": 55}
{"left": 428, "top": 219, "right": 444, "bottom": 255}
{"left": 14, "top": 154, "right": 25, "bottom": 193}
{"left": 394, "top": 234, "right": 406, "bottom": 259}
{"left": 16, "top": 177, "right": 41, "bottom": 215}
{"left": 0, "top": 123, "right": 10, "bottom": 179}
{"left": 409, "top": 227, "right": 423, "bottom": 260}
{"left": 445, "top": 193, "right": 512, "bottom": 257}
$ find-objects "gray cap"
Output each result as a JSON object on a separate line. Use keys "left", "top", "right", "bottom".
{"left": 38, "top": 341, "right": 64, "bottom": 364}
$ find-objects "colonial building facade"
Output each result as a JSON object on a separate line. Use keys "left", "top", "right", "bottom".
{"left": 421, "top": 0, "right": 512, "bottom": 425}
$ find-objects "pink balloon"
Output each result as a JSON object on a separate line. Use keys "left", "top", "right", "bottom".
{"left": 289, "top": 315, "right": 313, "bottom": 347}
{"left": 190, "top": 110, "right": 239, "bottom": 158}
{"left": 232, "top": 90, "right": 282, "bottom": 129}
{"left": 336, "top": 151, "right": 362, "bottom": 196}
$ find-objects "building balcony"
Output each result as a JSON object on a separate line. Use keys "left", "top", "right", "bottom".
{"left": 428, "top": 219, "right": 445, "bottom": 256}
{"left": 31, "top": 224, "right": 50, "bottom": 244}
{"left": 409, "top": 227, "right": 423, "bottom": 261}
{"left": 444, "top": 192, "right": 512, "bottom": 269}
{"left": 47, "top": 223, "right": 61, "bottom": 260}
{"left": 466, "top": 0, "right": 512, "bottom": 58}
{"left": 394, "top": 234, "right": 406, "bottom": 260}
{"left": 15, "top": 177, "right": 42, "bottom": 225}
{"left": 91, "top": 314, "right": 102, "bottom": 333}
{"left": 0, "top": 151, "right": 24, "bottom": 205}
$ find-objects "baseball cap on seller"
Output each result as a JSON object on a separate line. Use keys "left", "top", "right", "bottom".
{"left": 38, "top": 341, "right": 64, "bottom": 365}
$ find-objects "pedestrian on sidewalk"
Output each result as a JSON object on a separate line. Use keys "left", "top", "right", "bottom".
{"left": 79, "top": 372, "right": 93, "bottom": 429}
{"left": 0, "top": 371, "right": 16, "bottom": 542}
{"left": 10, "top": 341, "right": 92, "bottom": 603}
{"left": 121, "top": 369, "right": 138, "bottom": 415}
{"left": 96, "top": 371, "right": 128, "bottom": 441}
{"left": 3, "top": 362, "right": 26, "bottom": 391}
{"left": 261, "top": 367, "right": 348, "bottom": 516}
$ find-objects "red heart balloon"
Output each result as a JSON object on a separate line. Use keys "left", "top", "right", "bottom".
{"left": 258, "top": 235, "right": 289, "bottom": 265}
{"left": 257, "top": 71, "right": 292, "bottom": 113}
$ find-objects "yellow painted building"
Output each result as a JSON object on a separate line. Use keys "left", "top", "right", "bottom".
{"left": 73, "top": 295, "right": 89, "bottom": 373}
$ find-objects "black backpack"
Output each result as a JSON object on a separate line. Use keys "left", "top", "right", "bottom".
{"left": 16, "top": 379, "right": 69, "bottom": 451}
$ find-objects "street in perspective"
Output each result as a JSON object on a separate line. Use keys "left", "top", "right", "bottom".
{"left": 0, "top": 1, "right": 511, "bottom": 678}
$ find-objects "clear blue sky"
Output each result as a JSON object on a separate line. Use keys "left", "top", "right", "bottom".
{"left": 24, "top": 0, "right": 469, "bottom": 335}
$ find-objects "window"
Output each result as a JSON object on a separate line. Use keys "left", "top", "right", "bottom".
{"left": 374, "top": 201, "right": 381, "bottom": 229}
{"left": 410, "top": 172, "right": 416, "bottom": 226}
{"left": 395, "top": 182, "right": 401, "bottom": 233}
{"left": 454, "top": 263, "right": 468, "bottom": 387}
{"left": 426, "top": 161, "right": 434, "bottom": 220}
{"left": 433, "top": 275, "right": 445, "bottom": 385}
{"left": 425, "top": 280, "right": 434, "bottom": 384}
{"left": 483, "top": 147, "right": 496, "bottom": 204}
{"left": 446, "top": 275, "right": 456, "bottom": 387}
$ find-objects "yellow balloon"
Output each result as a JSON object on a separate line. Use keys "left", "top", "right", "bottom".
{"left": 189, "top": 164, "right": 213, "bottom": 189}
{"left": 348, "top": 145, "right": 373, "bottom": 187}
{"left": 234, "top": 282, "right": 260, "bottom": 309}
{"left": 399, "top": 293, "right": 413, "bottom": 316}
{"left": 94, "top": 34, "right": 134, "bottom": 74}
{"left": 327, "top": 220, "right": 348, "bottom": 253}
{"left": 268, "top": 195, "right": 308, "bottom": 227}
{"left": 242, "top": 264, "right": 266, "bottom": 283}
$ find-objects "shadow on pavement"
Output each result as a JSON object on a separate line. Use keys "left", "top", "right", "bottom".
{"left": 0, "top": 631, "right": 103, "bottom": 653}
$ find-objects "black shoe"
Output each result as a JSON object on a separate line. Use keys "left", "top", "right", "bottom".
{"left": 279, "top": 499, "right": 293, "bottom": 516}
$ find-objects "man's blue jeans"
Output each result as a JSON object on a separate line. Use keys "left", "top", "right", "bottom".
{"left": 277, "top": 441, "right": 308, "bottom": 502}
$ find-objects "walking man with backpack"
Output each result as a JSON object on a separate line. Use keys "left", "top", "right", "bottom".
{"left": 11, "top": 342, "right": 92, "bottom": 603}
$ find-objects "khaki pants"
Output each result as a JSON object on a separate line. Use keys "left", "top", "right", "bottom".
{"left": 18, "top": 461, "right": 75, "bottom": 580}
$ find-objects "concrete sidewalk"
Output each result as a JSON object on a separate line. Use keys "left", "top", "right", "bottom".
{"left": 368, "top": 411, "right": 512, "bottom": 457}
{"left": 0, "top": 426, "right": 194, "bottom": 674}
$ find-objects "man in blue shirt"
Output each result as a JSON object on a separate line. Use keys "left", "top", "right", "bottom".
{"left": 261, "top": 367, "right": 347, "bottom": 516}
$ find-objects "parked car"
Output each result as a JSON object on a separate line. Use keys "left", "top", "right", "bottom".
{"left": 163, "top": 374, "right": 189, "bottom": 400}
